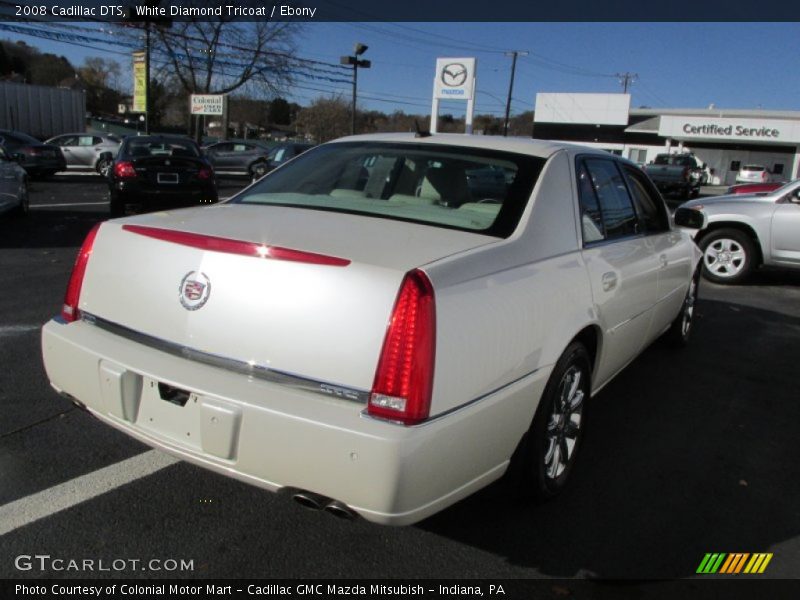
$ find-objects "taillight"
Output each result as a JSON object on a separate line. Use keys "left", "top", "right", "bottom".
{"left": 198, "top": 166, "right": 213, "bottom": 180}
{"left": 114, "top": 161, "right": 137, "bottom": 178}
{"left": 682, "top": 167, "right": 690, "bottom": 182}
{"left": 761, "top": 171, "right": 768, "bottom": 181}
{"left": 61, "top": 223, "right": 101, "bottom": 323}
{"left": 369, "top": 269, "right": 436, "bottom": 425}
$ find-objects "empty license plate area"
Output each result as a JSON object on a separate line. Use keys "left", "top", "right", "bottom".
{"left": 137, "top": 377, "right": 201, "bottom": 449}
{"left": 157, "top": 172, "right": 179, "bottom": 184}
{"left": 136, "top": 378, "right": 242, "bottom": 459}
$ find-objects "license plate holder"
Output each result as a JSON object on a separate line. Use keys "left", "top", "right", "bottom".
{"left": 157, "top": 172, "right": 179, "bottom": 184}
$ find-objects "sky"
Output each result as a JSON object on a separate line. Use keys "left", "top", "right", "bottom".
{"left": 3, "top": 21, "right": 800, "bottom": 118}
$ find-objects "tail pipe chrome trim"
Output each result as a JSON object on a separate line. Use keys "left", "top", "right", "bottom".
{"left": 289, "top": 490, "right": 359, "bottom": 520}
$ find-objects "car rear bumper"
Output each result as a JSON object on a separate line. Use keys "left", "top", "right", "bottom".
{"left": 42, "top": 318, "right": 546, "bottom": 525}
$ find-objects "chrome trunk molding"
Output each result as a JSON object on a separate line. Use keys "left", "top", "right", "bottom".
{"left": 80, "top": 313, "right": 369, "bottom": 404}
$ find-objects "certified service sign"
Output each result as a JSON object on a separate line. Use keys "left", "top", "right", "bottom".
{"left": 434, "top": 58, "right": 476, "bottom": 100}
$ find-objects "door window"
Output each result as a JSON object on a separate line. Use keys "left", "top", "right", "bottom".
{"left": 622, "top": 165, "right": 670, "bottom": 233}
{"left": 583, "top": 158, "right": 640, "bottom": 240}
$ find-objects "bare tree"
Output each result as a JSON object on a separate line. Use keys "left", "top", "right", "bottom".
{"left": 152, "top": 16, "right": 298, "bottom": 97}
{"left": 296, "top": 96, "right": 351, "bottom": 143}
{"left": 79, "top": 57, "right": 122, "bottom": 91}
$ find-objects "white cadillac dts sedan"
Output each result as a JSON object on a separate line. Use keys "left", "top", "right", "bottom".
{"left": 42, "top": 133, "right": 702, "bottom": 525}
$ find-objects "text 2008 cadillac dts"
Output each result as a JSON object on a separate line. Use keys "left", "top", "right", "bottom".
{"left": 42, "top": 133, "right": 702, "bottom": 525}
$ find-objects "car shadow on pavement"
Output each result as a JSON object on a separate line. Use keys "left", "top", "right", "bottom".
{"left": 419, "top": 297, "right": 800, "bottom": 579}
{"left": 0, "top": 209, "right": 106, "bottom": 250}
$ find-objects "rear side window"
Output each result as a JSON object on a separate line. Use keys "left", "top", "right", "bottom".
{"left": 622, "top": 166, "right": 670, "bottom": 233}
{"left": 583, "top": 158, "right": 639, "bottom": 240}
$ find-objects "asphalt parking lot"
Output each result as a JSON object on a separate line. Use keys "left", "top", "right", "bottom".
{"left": 1, "top": 177, "right": 799, "bottom": 581}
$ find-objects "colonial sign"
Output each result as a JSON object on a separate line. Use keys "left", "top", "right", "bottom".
{"left": 190, "top": 94, "right": 225, "bottom": 116}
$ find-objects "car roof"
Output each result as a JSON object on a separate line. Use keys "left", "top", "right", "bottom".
{"left": 325, "top": 132, "right": 605, "bottom": 160}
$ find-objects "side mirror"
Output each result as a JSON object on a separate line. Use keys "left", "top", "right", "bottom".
{"left": 674, "top": 207, "right": 707, "bottom": 230}
{"left": 790, "top": 189, "right": 800, "bottom": 204}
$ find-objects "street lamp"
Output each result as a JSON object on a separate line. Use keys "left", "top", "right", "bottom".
{"left": 340, "top": 43, "right": 371, "bottom": 135}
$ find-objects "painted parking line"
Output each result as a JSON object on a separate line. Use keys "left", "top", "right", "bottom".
{"left": 0, "top": 450, "right": 178, "bottom": 537}
{"left": 0, "top": 324, "right": 40, "bottom": 337}
{"left": 34, "top": 201, "right": 110, "bottom": 208}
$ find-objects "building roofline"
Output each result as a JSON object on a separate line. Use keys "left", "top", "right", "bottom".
{"left": 631, "top": 107, "right": 800, "bottom": 120}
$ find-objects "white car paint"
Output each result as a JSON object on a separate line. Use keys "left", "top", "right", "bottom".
{"left": 41, "top": 133, "right": 701, "bottom": 525}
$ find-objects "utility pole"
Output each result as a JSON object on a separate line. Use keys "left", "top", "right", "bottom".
{"left": 503, "top": 51, "right": 528, "bottom": 137}
{"left": 340, "top": 43, "right": 371, "bottom": 136}
{"left": 616, "top": 72, "right": 638, "bottom": 94}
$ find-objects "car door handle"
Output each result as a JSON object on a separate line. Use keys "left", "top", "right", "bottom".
{"left": 659, "top": 254, "right": 669, "bottom": 269}
{"left": 601, "top": 272, "right": 618, "bottom": 291}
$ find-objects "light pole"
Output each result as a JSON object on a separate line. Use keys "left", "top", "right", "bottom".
{"left": 340, "top": 43, "right": 371, "bottom": 135}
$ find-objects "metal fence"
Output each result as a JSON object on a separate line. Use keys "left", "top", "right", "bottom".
{"left": 0, "top": 81, "right": 86, "bottom": 139}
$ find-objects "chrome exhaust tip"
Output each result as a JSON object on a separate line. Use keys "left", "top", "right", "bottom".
{"left": 291, "top": 491, "right": 328, "bottom": 511}
{"left": 323, "top": 500, "right": 358, "bottom": 520}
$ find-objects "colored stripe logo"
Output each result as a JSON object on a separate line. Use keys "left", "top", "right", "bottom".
{"left": 697, "top": 553, "right": 773, "bottom": 574}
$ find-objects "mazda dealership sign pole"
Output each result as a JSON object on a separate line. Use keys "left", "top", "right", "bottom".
{"left": 431, "top": 58, "right": 477, "bottom": 134}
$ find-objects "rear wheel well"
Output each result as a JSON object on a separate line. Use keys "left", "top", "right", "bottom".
{"left": 698, "top": 222, "right": 763, "bottom": 266}
{"left": 572, "top": 325, "right": 600, "bottom": 376}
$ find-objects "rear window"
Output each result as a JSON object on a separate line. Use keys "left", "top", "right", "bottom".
{"left": 232, "top": 141, "right": 545, "bottom": 237}
{"left": 123, "top": 138, "right": 200, "bottom": 158}
{"left": 653, "top": 155, "right": 694, "bottom": 166}
{"left": 742, "top": 165, "right": 765, "bottom": 171}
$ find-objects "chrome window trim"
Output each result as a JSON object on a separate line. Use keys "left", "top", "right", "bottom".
{"left": 80, "top": 313, "right": 369, "bottom": 405}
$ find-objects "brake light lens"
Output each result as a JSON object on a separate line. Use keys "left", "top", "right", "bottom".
{"left": 682, "top": 167, "right": 690, "bottom": 181}
{"left": 369, "top": 269, "right": 436, "bottom": 425}
{"left": 198, "top": 166, "right": 213, "bottom": 180}
{"left": 61, "top": 223, "right": 101, "bottom": 323}
{"left": 114, "top": 161, "right": 136, "bottom": 178}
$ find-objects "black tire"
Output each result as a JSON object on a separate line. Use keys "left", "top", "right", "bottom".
{"left": 249, "top": 160, "right": 268, "bottom": 181}
{"left": 96, "top": 157, "right": 112, "bottom": 177}
{"left": 698, "top": 228, "right": 756, "bottom": 284}
{"left": 508, "top": 342, "right": 591, "bottom": 501}
{"left": 10, "top": 180, "right": 29, "bottom": 217}
{"left": 109, "top": 192, "right": 125, "bottom": 218}
{"left": 666, "top": 265, "right": 700, "bottom": 347}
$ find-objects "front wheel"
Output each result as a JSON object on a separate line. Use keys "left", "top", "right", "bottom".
{"left": 509, "top": 342, "right": 591, "bottom": 501}
{"left": 666, "top": 265, "right": 700, "bottom": 346}
{"left": 698, "top": 228, "right": 756, "bottom": 284}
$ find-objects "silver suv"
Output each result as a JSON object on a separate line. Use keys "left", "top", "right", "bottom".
{"left": 679, "top": 179, "right": 800, "bottom": 283}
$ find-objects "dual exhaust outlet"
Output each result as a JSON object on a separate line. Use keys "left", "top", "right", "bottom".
{"left": 290, "top": 490, "right": 358, "bottom": 520}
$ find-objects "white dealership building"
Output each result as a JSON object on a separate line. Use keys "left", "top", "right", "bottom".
{"left": 532, "top": 93, "right": 800, "bottom": 185}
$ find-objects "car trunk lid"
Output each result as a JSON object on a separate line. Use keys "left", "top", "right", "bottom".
{"left": 78, "top": 204, "right": 496, "bottom": 390}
